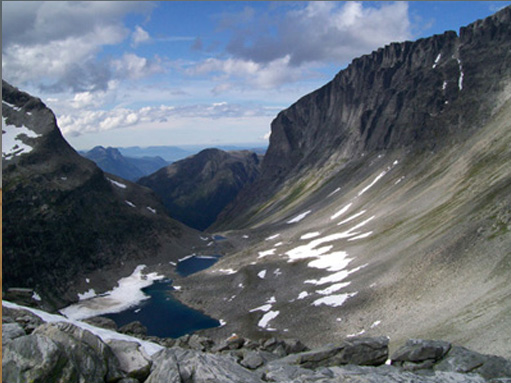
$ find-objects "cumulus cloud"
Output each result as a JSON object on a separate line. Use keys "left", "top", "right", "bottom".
{"left": 223, "top": 1, "right": 411, "bottom": 66}
{"left": 2, "top": 1, "right": 154, "bottom": 91}
{"left": 111, "top": 53, "right": 165, "bottom": 80}
{"left": 131, "top": 25, "right": 151, "bottom": 47}
{"left": 57, "top": 102, "right": 277, "bottom": 137}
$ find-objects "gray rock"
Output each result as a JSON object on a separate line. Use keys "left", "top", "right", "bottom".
{"left": 146, "top": 347, "right": 263, "bottom": 383}
{"left": 107, "top": 339, "right": 152, "bottom": 382}
{"left": 2, "top": 334, "right": 68, "bottom": 383}
{"left": 212, "top": 334, "right": 245, "bottom": 352}
{"left": 187, "top": 334, "right": 215, "bottom": 351}
{"left": 435, "top": 346, "right": 511, "bottom": 380}
{"left": 282, "top": 338, "right": 308, "bottom": 354}
{"left": 391, "top": 339, "right": 452, "bottom": 369}
{"left": 2, "top": 323, "right": 26, "bottom": 344}
{"left": 283, "top": 336, "right": 389, "bottom": 369}
{"left": 241, "top": 351, "right": 265, "bottom": 369}
{"left": 34, "top": 322, "right": 124, "bottom": 382}
{"left": 83, "top": 316, "right": 118, "bottom": 331}
{"left": 117, "top": 378, "right": 141, "bottom": 383}
{"left": 119, "top": 320, "right": 148, "bottom": 336}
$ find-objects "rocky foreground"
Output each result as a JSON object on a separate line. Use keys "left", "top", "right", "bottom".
{"left": 3, "top": 306, "right": 511, "bottom": 383}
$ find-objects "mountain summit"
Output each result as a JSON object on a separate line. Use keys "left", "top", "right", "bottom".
{"left": 2, "top": 80, "right": 203, "bottom": 308}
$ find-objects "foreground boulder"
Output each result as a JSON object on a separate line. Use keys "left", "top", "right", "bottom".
{"left": 146, "top": 347, "right": 263, "bottom": 383}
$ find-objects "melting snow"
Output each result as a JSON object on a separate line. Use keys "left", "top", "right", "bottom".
{"left": 300, "top": 232, "right": 321, "bottom": 240}
{"left": 287, "top": 210, "right": 311, "bottom": 224}
{"left": 304, "top": 264, "right": 366, "bottom": 286}
{"left": 347, "top": 329, "right": 366, "bottom": 338}
{"left": 77, "top": 289, "right": 97, "bottom": 301}
{"left": 3, "top": 301, "right": 163, "bottom": 356}
{"left": 358, "top": 171, "right": 386, "bottom": 196}
{"left": 258, "top": 249, "right": 276, "bottom": 258}
{"left": 2, "top": 117, "right": 41, "bottom": 158}
{"left": 266, "top": 234, "right": 280, "bottom": 241}
{"left": 347, "top": 231, "right": 373, "bottom": 241}
{"left": 315, "top": 282, "right": 351, "bottom": 295}
{"left": 125, "top": 200, "right": 136, "bottom": 208}
{"left": 258, "top": 310, "right": 279, "bottom": 328}
{"left": 337, "top": 210, "right": 366, "bottom": 226}
{"left": 312, "top": 292, "right": 356, "bottom": 307}
{"left": 107, "top": 178, "right": 127, "bottom": 189}
{"left": 32, "top": 292, "right": 42, "bottom": 302}
{"left": 331, "top": 203, "right": 352, "bottom": 220}
{"left": 146, "top": 206, "right": 156, "bottom": 214}
{"left": 371, "top": 320, "right": 382, "bottom": 328}
{"left": 216, "top": 268, "right": 237, "bottom": 275}
{"left": 457, "top": 58, "right": 464, "bottom": 90}
{"left": 297, "top": 291, "right": 309, "bottom": 300}
{"left": 328, "top": 187, "right": 341, "bottom": 197}
{"left": 257, "top": 270, "right": 267, "bottom": 279}
{"left": 432, "top": 53, "right": 442, "bottom": 69}
{"left": 219, "top": 319, "right": 226, "bottom": 327}
{"left": 60, "top": 265, "right": 163, "bottom": 320}
{"left": 250, "top": 304, "right": 272, "bottom": 313}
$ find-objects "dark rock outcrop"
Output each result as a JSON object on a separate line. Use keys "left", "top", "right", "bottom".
{"left": 214, "top": 6, "right": 511, "bottom": 229}
{"left": 2, "top": 80, "right": 202, "bottom": 307}
{"left": 139, "top": 148, "right": 261, "bottom": 231}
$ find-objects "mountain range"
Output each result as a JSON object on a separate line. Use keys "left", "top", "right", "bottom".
{"left": 2, "top": 5, "right": 511, "bottom": 366}
{"left": 80, "top": 146, "right": 169, "bottom": 181}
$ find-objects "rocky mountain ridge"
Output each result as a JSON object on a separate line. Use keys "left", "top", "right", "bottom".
{"left": 1, "top": 80, "right": 204, "bottom": 308}
{"left": 138, "top": 148, "right": 261, "bottom": 231}
{"left": 215, "top": 6, "right": 511, "bottom": 229}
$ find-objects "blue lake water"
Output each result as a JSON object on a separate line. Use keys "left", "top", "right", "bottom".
{"left": 104, "top": 255, "right": 221, "bottom": 338}
{"left": 104, "top": 280, "right": 220, "bottom": 338}
{"left": 176, "top": 255, "right": 220, "bottom": 277}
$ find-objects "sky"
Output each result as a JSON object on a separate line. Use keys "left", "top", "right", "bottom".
{"left": 2, "top": 1, "right": 509, "bottom": 150}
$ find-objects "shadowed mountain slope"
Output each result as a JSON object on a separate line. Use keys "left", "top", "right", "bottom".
{"left": 138, "top": 148, "right": 261, "bottom": 231}
{"left": 2, "top": 80, "right": 202, "bottom": 308}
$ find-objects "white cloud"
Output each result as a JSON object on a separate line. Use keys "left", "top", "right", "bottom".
{"left": 111, "top": 53, "right": 164, "bottom": 80}
{"left": 131, "top": 25, "right": 151, "bottom": 47}
{"left": 2, "top": 1, "right": 154, "bottom": 91}
{"left": 224, "top": 1, "right": 411, "bottom": 66}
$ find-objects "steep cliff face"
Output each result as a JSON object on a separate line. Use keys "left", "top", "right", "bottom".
{"left": 138, "top": 149, "right": 261, "bottom": 231}
{"left": 181, "top": 8, "right": 511, "bottom": 358}
{"left": 2, "top": 81, "right": 202, "bottom": 308}
{"left": 215, "top": 6, "right": 511, "bottom": 229}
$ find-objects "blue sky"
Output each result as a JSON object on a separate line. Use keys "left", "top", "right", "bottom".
{"left": 2, "top": 1, "right": 508, "bottom": 150}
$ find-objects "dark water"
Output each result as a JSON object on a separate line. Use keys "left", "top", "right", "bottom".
{"left": 176, "top": 255, "right": 219, "bottom": 277}
{"left": 104, "top": 280, "right": 219, "bottom": 338}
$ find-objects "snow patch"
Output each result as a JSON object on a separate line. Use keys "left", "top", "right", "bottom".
{"left": 32, "top": 292, "right": 42, "bottom": 302}
{"left": 2, "top": 117, "right": 41, "bottom": 158}
{"left": 300, "top": 232, "right": 321, "bottom": 240}
{"left": 265, "top": 234, "right": 280, "bottom": 241}
{"left": 258, "top": 249, "right": 276, "bottom": 258}
{"left": 287, "top": 210, "right": 311, "bottom": 224}
{"left": 257, "top": 270, "right": 267, "bottom": 279}
{"left": 273, "top": 268, "right": 282, "bottom": 276}
{"left": 328, "top": 187, "right": 341, "bottom": 197}
{"left": 347, "top": 231, "right": 373, "bottom": 241}
{"left": 337, "top": 210, "right": 366, "bottom": 226}
{"left": 107, "top": 178, "right": 127, "bottom": 189}
{"left": 312, "top": 292, "right": 356, "bottom": 307}
{"left": 297, "top": 291, "right": 309, "bottom": 300}
{"left": 125, "top": 200, "right": 136, "bottom": 208}
{"left": 432, "top": 53, "right": 441, "bottom": 69}
{"left": 371, "top": 320, "right": 382, "bottom": 328}
{"left": 60, "top": 265, "right": 163, "bottom": 320}
{"left": 331, "top": 203, "right": 352, "bottom": 220}
{"left": 77, "top": 289, "right": 97, "bottom": 301}
{"left": 347, "top": 329, "right": 366, "bottom": 338}
{"left": 85, "top": 278, "right": 90, "bottom": 284}
{"left": 216, "top": 268, "right": 237, "bottom": 275}
{"left": 146, "top": 206, "right": 156, "bottom": 214}
{"left": 258, "top": 310, "right": 279, "bottom": 328}
{"left": 250, "top": 304, "right": 272, "bottom": 313}
{"left": 358, "top": 171, "right": 386, "bottom": 196}
{"left": 315, "top": 282, "right": 351, "bottom": 295}
{"left": 3, "top": 301, "right": 163, "bottom": 356}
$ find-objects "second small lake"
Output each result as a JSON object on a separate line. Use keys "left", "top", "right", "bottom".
{"left": 176, "top": 255, "right": 220, "bottom": 277}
